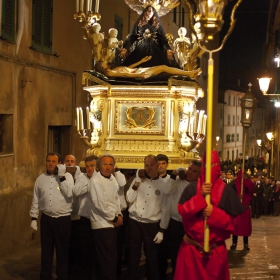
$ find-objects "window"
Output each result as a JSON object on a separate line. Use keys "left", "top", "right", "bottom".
{"left": 31, "top": 0, "right": 53, "bottom": 54}
{"left": 227, "top": 115, "right": 230, "bottom": 125}
{"left": 173, "top": 7, "right": 177, "bottom": 24}
{"left": 237, "top": 115, "right": 240, "bottom": 124}
{"left": 233, "top": 96, "right": 236, "bottom": 106}
{"left": 231, "top": 134, "right": 235, "bottom": 142}
{"left": 237, "top": 133, "right": 239, "bottom": 141}
{"left": 233, "top": 115, "right": 235, "bottom": 125}
{"left": 181, "top": 7, "right": 185, "bottom": 27}
{"left": 48, "top": 126, "right": 71, "bottom": 157}
{"left": 226, "top": 134, "right": 231, "bottom": 143}
{"left": 114, "top": 14, "right": 123, "bottom": 41}
{"left": 1, "top": 0, "right": 15, "bottom": 42}
{"left": 228, "top": 95, "right": 231, "bottom": 105}
{"left": 0, "top": 114, "right": 13, "bottom": 154}
{"left": 220, "top": 108, "right": 223, "bottom": 119}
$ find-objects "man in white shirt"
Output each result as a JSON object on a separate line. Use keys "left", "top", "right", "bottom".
{"left": 69, "top": 155, "right": 98, "bottom": 280}
{"left": 64, "top": 154, "right": 82, "bottom": 279}
{"left": 30, "top": 152, "right": 74, "bottom": 280}
{"left": 89, "top": 154, "right": 123, "bottom": 280}
{"left": 156, "top": 154, "right": 171, "bottom": 279}
{"left": 157, "top": 153, "right": 170, "bottom": 182}
{"left": 165, "top": 160, "right": 202, "bottom": 277}
{"left": 126, "top": 154, "right": 169, "bottom": 280}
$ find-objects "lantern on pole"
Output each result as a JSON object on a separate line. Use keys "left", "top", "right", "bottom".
{"left": 194, "top": 0, "right": 228, "bottom": 41}
{"left": 240, "top": 83, "right": 258, "bottom": 201}
{"left": 184, "top": 0, "right": 243, "bottom": 253}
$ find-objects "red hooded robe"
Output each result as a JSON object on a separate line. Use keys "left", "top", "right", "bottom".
{"left": 232, "top": 170, "right": 254, "bottom": 236}
{"left": 174, "top": 151, "right": 243, "bottom": 280}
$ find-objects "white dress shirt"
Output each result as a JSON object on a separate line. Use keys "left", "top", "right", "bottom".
{"left": 73, "top": 172, "right": 95, "bottom": 218}
{"left": 30, "top": 172, "right": 74, "bottom": 218}
{"left": 165, "top": 177, "right": 190, "bottom": 222}
{"left": 126, "top": 175, "right": 169, "bottom": 229}
{"left": 89, "top": 172, "right": 121, "bottom": 229}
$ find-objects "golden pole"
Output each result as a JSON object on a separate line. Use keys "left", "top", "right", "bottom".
{"left": 203, "top": 53, "right": 214, "bottom": 253}
{"left": 240, "top": 127, "right": 247, "bottom": 203}
{"left": 271, "top": 139, "right": 274, "bottom": 177}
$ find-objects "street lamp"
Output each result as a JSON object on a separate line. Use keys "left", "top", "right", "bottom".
{"left": 266, "top": 132, "right": 274, "bottom": 178}
{"left": 240, "top": 83, "right": 258, "bottom": 201}
{"left": 184, "top": 0, "right": 243, "bottom": 253}
{"left": 257, "top": 139, "right": 262, "bottom": 146}
{"left": 258, "top": 77, "right": 280, "bottom": 108}
{"left": 258, "top": 77, "right": 272, "bottom": 95}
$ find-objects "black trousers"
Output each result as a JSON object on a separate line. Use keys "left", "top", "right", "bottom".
{"left": 232, "top": 235, "right": 249, "bottom": 245}
{"left": 127, "top": 218, "right": 160, "bottom": 280}
{"left": 251, "top": 197, "right": 262, "bottom": 217}
{"left": 68, "top": 216, "right": 94, "bottom": 280}
{"left": 117, "top": 209, "right": 129, "bottom": 278}
{"left": 263, "top": 199, "right": 270, "bottom": 215}
{"left": 92, "top": 227, "right": 118, "bottom": 280}
{"left": 40, "top": 213, "right": 71, "bottom": 280}
{"left": 158, "top": 218, "right": 185, "bottom": 279}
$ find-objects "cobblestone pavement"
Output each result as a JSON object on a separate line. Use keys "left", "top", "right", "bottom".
{"left": 1, "top": 216, "right": 280, "bottom": 279}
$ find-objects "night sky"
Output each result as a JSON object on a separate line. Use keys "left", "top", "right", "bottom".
{"left": 218, "top": 0, "right": 271, "bottom": 94}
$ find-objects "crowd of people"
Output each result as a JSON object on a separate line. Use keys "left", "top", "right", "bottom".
{"left": 29, "top": 150, "right": 250, "bottom": 280}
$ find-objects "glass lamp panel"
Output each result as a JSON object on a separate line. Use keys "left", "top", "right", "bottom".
{"left": 258, "top": 78, "right": 271, "bottom": 94}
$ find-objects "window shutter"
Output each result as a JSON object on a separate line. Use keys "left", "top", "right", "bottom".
{"left": 32, "top": 0, "right": 53, "bottom": 53}
{"left": 2, "top": 0, "right": 15, "bottom": 42}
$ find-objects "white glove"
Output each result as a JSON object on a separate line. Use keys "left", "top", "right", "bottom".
{"left": 153, "top": 232, "right": 163, "bottom": 244}
{"left": 74, "top": 166, "right": 81, "bottom": 180}
{"left": 57, "top": 164, "right": 66, "bottom": 176}
{"left": 30, "top": 220, "right": 37, "bottom": 231}
{"left": 115, "top": 171, "right": 126, "bottom": 187}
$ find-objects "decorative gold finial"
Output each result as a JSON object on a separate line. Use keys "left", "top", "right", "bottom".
{"left": 124, "top": 0, "right": 180, "bottom": 17}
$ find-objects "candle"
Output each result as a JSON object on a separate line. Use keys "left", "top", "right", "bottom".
{"left": 86, "top": 107, "right": 90, "bottom": 129}
{"left": 80, "top": 108, "right": 84, "bottom": 130}
{"left": 95, "top": 0, "right": 99, "bottom": 13}
{"left": 80, "top": 0, "right": 84, "bottom": 12}
{"left": 188, "top": 115, "right": 194, "bottom": 134}
{"left": 197, "top": 110, "right": 205, "bottom": 134}
{"left": 202, "top": 115, "right": 207, "bottom": 135}
{"left": 194, "top": 111, "right": 199, "bottom": 133}
{"left": 76, "top": 0, "right": 79, "bottom": 13}
{"left": 76, "top": 108, "right": 80, "bottom": 130}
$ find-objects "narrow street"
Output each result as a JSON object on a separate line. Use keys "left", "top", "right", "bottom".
{"left": 1, "top": 216, "right": 280, "bottom": 279}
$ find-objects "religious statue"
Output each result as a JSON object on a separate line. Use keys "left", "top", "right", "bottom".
{"left": 173, "top": 27, "right": 191, "bottom": 68}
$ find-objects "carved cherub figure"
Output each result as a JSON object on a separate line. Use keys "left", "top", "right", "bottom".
{"left": 106, "top": 28, "right": 123, "bottom": 63}
{"left": 91, "top": 23, "right": 104, "bottom": 61}
{"left": 173, "top": 27, "right": 191, "bottom": 68}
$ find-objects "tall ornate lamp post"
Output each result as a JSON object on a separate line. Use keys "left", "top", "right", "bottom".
{"left": 258, "top": 77, "right": 279, "bottom": 178}
{"left": 240, "top": 83, "right": 258, "bottom": 201}
{"left": 184, "top": 0, "right": 243, "bottom": 252}
{"left": 266, "top": 132, "right": 274, "bottom": 178}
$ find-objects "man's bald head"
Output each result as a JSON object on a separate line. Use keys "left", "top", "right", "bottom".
{"left": 64, "top": 155, "right": 76, "bottom": 166}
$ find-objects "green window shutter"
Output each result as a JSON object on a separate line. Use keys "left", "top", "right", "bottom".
{"left": 2, "top": 0, "right": 15, "bottom": 42}
{"left": 32, "top": 0, "right": 53, "bottom": 54}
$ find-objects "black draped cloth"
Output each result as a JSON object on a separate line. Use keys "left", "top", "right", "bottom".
{"left": 113, "top": 6, "right": 179, "bottom": 69}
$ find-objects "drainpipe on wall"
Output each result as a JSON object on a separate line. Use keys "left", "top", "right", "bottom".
{"left": 16, "top": 0, "right": 25, "bottom": 55}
